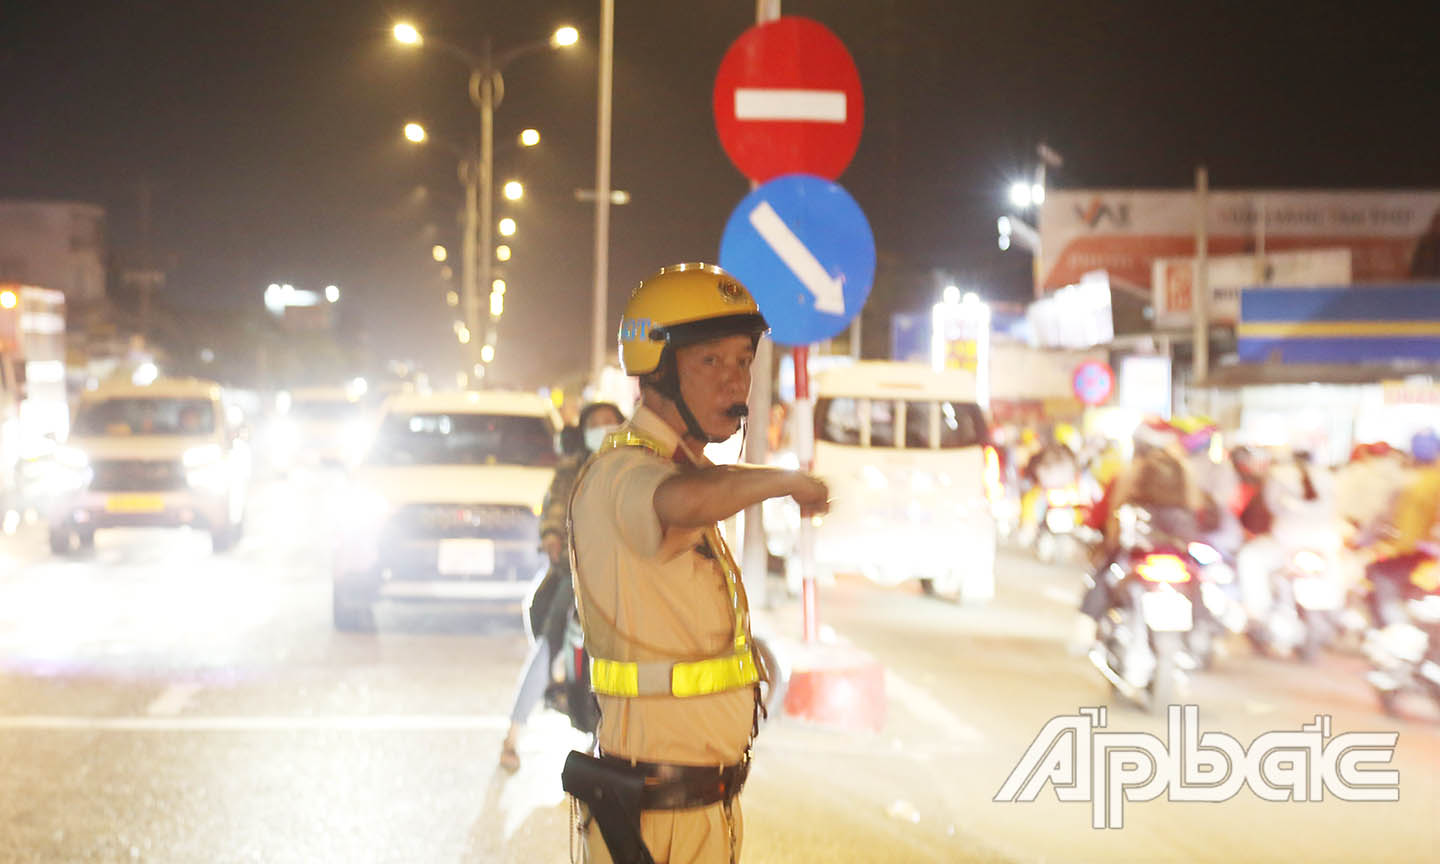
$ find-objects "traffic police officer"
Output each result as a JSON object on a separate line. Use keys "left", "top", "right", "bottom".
{"left": 566, "top": 263, "right": 829, "bottom": 863}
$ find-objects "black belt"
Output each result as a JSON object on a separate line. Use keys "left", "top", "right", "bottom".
{"left": 600, "top": 753, "right": 750, "bottom": 810}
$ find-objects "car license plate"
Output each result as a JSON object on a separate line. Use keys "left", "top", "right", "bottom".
{"left": 105, "top": 494, "right": 166, "bottom": 514}
{"left": 1142, "top": 590, "right": 1193, "bottom": 632}
{"left": 1045, "top": 508, "right": 1076, "bottom": 533}
{"left": 437, "top": 539, "right": 496, "bottom": 576}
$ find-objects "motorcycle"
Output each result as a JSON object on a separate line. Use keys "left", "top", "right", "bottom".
{"left": 1184, "top": 540, "right": 1246, "bottom": 670}
{"left": 1087, "top": 505, "right": 1202, "bottom": 713}
{"left": 545, "top": 607, "right": 601, "bottom": 734}
{"left": 1033, "top": 485, "right": 1094, "bottom": 565}
{"left": 1362, "top": 553, "right": 1440, "bottom": 719}
{"left": 1247, "top": 548, "right": 1344, "bottom": 662}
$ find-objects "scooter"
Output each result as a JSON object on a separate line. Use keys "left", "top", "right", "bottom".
{"left": 1248, "top": 548, "right": 1344, "bottom": 662}
{"left": 1362, "top": 551, "right": 1440, "bottom": 719}
{"left": 1088, "top": 505, "right": 1201, "bottom": 714}
{"left": 545, "top": 607, "right": 600, "bottom": 734}
{"left": 1034, "top": 485, "right": 1093, "bottom": 565}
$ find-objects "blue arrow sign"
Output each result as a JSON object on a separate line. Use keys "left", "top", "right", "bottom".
{"left": 719, "top": 174, "right": 875, "bottom": 346}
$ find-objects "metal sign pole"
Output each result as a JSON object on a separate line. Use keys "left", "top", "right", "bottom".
{"left": 792, "top": 345, "right": 818, "bottom": 642}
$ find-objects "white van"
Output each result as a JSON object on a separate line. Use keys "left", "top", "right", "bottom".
{"left": 806, "top": 361, "right": 998, "bottom": 603}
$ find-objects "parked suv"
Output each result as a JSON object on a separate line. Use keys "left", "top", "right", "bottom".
{"left": 49, "top": 378, "right": 251, "bottom": 554}
{"left": 332, "top": 390, "right": 561, "bottom": 631}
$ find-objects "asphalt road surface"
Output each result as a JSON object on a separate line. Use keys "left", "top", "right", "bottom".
{"left": 1, "top": 472, "right": 1435, "bottom": 862}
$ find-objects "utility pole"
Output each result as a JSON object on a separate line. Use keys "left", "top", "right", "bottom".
{"left": 460, "top": 146, "right": 480, "bottom": 372}
{"left": 739, "top": 0, "right": 783, "bottom": 609}
{"left": 590, "top": 0, "right": 615, "bottom": 385}
{"left": 475, "top": 36, "right": 495, "bottom": 375}
{"left": 1193, "top": 165, "right": 1210, "bottom": 396}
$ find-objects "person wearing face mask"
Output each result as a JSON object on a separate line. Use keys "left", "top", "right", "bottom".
{"left": 500, "top": 401, "right": 626, "bottom": 773}
{"left": 562, "top": 264, "right": 829, "bottom": 864}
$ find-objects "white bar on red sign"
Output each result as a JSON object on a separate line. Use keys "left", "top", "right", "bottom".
{"left": 734, "top": 88, "right": 846, "bottom": 123}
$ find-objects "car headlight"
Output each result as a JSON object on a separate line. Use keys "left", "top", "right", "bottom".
{"left": 343, "top": 487, "right": 392, "bottom": 529}
{"left": 342, "top": 421, "right": 373, "bottom": 462}
{"left": 185, "top": 445, "right": 228, "bottom": 490}
{"left": 184, "top": 445, "right": 223, "bottom": 468}
{"left": 55, "top": 446, "right": 89, "bottom": 470}
{"left": 53, "top": 446, "right": 93, "bottom": 489}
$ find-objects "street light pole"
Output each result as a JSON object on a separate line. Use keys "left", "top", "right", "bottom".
{"left": 475, "top": 37, "right": 496, "bottom": 369}
{"left": 461, "top": 145, "right": 480, "bottom": 375}
{"left": 590, "top": 0, "right": 615, "bottom": 386}
{"left": 393, "top": 22, "right": 577, "bottom": 378}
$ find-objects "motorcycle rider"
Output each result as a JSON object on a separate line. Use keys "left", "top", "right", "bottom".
{"left": 1234, "top": 448, "right": 1339, "bottom": 629}
{"left": 1358, "top": 429, "right": 1440, "bottom": 630}
{"left": 1020, "top": 426, "right": 1081, "bottom": 544}
{"left": 499, "top": 401, "right": 626, "bottom": 773}
{"left": 1073, "top": 421, "right": 1203, "bottom": 647}
{"left": 1336, "top": 441, "right": 1408, "bottom": 534}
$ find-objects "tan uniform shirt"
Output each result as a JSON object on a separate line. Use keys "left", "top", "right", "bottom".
{"left": 570, "top": 406, "right": 755, "bottom": 766}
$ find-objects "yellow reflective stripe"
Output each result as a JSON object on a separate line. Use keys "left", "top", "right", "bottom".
{"left": 672, "top": 649, "right": 759, "bottom": 697}
{"left": 590, "top": 657, "right": 640, "bottom": 698}
{"left": 590, "top": 649, "right": 758, "bottom": 698}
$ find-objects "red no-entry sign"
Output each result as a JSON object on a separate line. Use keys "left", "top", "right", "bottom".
{"left": 713, "top": 16, "right": 864, "bottom": 183}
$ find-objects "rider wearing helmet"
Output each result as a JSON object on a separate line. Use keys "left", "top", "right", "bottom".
{"left": 1362, "top": 429, "right": 1440, "bottom": 627}
{"left": 564, "top": 263, "right": 829, "bottom": 863}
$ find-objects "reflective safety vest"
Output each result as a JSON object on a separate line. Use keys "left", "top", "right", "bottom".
{"left": 570, "top": 426, "right": 760, "bottom": 699}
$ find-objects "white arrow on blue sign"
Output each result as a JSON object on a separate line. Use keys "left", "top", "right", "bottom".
{"left": 719, "top": 173, "right": 875, "bottom": 347}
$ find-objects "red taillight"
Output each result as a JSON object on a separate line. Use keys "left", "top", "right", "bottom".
{"left": 1137, "top": 554, "right": 1192, "bottom": 584}
{"left": 984, "top": 445, "right": 1003, "bottom": 505}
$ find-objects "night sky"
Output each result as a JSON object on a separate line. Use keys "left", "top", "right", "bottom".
{"left": 3, "top": 1, "right": 1438, "bottom": 387}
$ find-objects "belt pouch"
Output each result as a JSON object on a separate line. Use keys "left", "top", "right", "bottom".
{"left": 561, "top": 750, "right": 656, "bottom": 864}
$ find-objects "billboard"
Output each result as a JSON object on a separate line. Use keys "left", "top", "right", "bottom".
{"left": 1038, "top": 190, "right": 1440, "bottom": 295}
{"left": 1151, "top": 248, "right": 1352, "bottom": 328}
{"left": 1237, "top": 283, "right": 1440, "bottom": 364}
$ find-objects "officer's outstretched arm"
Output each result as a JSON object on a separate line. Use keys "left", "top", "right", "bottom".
{"left": 653, "top": 465, "right": 828, "bottom": 531}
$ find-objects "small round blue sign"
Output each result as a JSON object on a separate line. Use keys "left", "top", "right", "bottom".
{"left": 1073, "top": 361, "right": 1115, "bottom": 406}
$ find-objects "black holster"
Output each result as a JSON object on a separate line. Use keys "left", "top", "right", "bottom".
{"left": 561, "top": 751, "right": 656, "bottom": 864}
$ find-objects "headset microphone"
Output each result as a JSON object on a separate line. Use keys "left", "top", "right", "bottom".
{"left": 724, "top": 404, "right": 749, "bottom": 419}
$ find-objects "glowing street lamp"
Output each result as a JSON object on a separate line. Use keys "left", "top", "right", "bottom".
{"left": 404, "top": 122, "right": 427, "bottom": 143}
{"left": 480, "top": 344, "right": 496, "bottom": 364}
{"left": 519, "top": 128, "right": 540, "bottom": 147}
{"left": 498, "top": 217, "right": 517, "bottom": 237}
{"left": 495, "top": 244, "right": 512, "bottom": 262}
{"left": 1008, "top": 181, "right": 1033, "bottom": 209}
{"left": 446, "top": 290, "right": 459, "bottom": 307}
{"left": 491, "top": 278, "right": 506, "bottom": 294}
{"left": 551, "top": 26, "right": 579, "bottom": 48}
{"left": 432, "top": 244, "right": 448, "bottom": 262}
{"left": 393, "top": 22, "right": 422, "bottom": 45}
{"left": 490, "top": 291, "right": 505, "bottom": 317}
{"left": 325, "top": 285, "right": 341, "bottom": 303}
{"left": 503, "top": 180, "right": 524, "bottom": 201}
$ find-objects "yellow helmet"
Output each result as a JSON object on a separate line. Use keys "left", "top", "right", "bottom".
{"left": 618, "top": 263, "right": 769, "bottom": 376}
{"left": 1054, "top": 422, "right": 1080, "bottom": 450}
